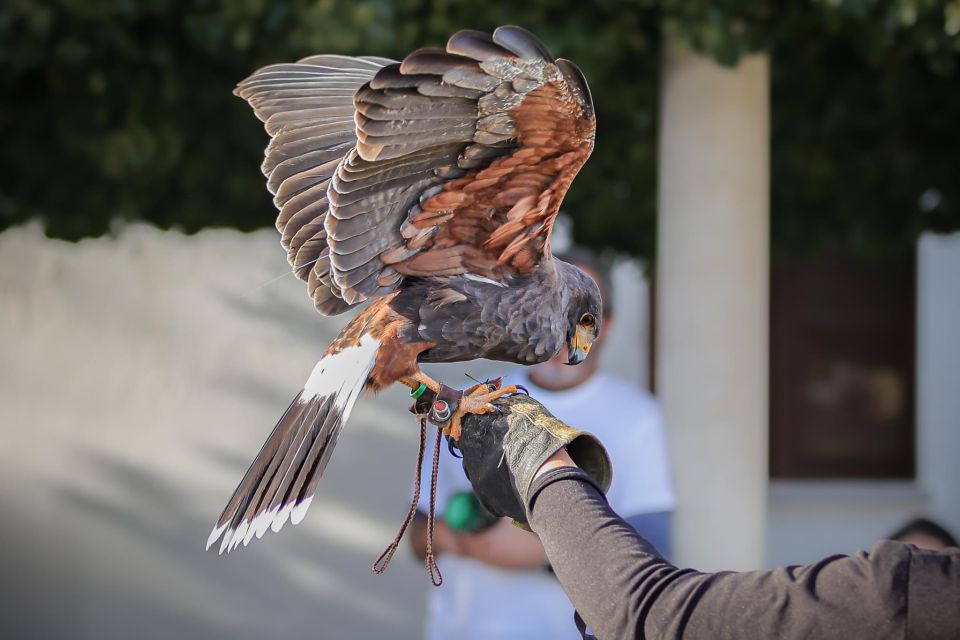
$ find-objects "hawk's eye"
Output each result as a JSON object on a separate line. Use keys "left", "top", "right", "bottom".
{"left": 579, "top": 313, "right": 596, "bottom": 328}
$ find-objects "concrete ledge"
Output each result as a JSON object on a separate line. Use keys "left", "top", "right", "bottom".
{"left": 769, "top": 480, "right": 929, "bottom": 505}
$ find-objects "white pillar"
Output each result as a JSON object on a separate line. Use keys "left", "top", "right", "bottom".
{"left": 917, "top": 232, "right": 960, "bottom": 536}
{"left": 656, "top": 40, "right": 770, "bottom": 571}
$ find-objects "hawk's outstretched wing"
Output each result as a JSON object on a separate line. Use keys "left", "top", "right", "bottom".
{"left": 236, "top": 26, "right": 595, "bottom": 314}
{"left": 235, "top": 54, "right": 394, "bottom": 315}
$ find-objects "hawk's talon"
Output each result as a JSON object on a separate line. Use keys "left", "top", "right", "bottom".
{"left": 408, "top": 378, "right": 518, "bottom": 445}
{"left": 446, "top": 436, "right": 463, "bottom": 458}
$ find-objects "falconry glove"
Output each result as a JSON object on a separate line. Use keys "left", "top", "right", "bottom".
{"left": 458, "top": 394, "right": 612, "bottom": 526}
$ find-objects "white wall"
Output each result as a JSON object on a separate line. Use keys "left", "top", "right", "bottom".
{"left": 0, "top": 224, "right": 428, "bottom": 640}
{"left": 916, "top": 232, "right": 960, "bottom": 538}
{"left": 604, "top": 259, "right": 652, "bottom": 390}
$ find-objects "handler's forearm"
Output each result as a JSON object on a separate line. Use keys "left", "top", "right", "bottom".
{"left": 527, "top": 467, "right": 959, "bottom": 640}
{"left": 527, "top": 467, "right": 669, "bottom": 639}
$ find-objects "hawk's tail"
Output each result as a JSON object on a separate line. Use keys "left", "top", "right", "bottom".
{"left": 207, "top": 334, "right": 381, "bottom": 554}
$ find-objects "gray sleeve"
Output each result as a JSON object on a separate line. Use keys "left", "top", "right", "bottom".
{"left": 527, "top": 467, "right": 960, "bottom": 640}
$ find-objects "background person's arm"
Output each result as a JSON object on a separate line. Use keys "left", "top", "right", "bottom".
{"left": 456, "top": 519, "right": 549, "bottom": 569}
{"left": 409, "top": 506, "right": 671, "bottom": 571}
{"left": 408, "top": 512, "right": 461, "bottom": 561}
{"left": 413, "top": 508, "right": 670, "bottom": 571}
{"left": 529, "top": 463, "right": 960, "bottom": 640}
{"left": 457, "top": 512, "right": 671, "bottom": 571}
{"left": 409, "top": 510, "right": 549, "bottom": 569}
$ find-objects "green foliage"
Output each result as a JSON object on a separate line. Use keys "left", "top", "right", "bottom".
{"left": 768, "top": 0, "right": 960, "bottom": 259}
{"left": 0, "top": 0, "right": 957, "bottom": 261}
{"left": 0, "top": 0, "right": 408, "bottom": 239}
{"left": 659, "top": 0, "right": 960, "bottom": 259}
{"left": 0, "top": 0, "right": 661, "bottom": 259}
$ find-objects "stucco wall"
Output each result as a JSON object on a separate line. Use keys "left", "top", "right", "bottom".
{"left": 0, "top": 224, "right": 430, "bottom": 639}
{"left": 0, "top": 223, "right": 648, "bottom": 639}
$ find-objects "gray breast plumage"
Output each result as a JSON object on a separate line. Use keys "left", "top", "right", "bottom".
{"left": 394, "top": 271, "right": 568, "bottom": 365}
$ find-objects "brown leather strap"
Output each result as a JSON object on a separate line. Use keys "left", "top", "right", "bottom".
{"left": 424, "top": 426, "right": 443, "bottom": 586}
{"left": 372, "top": 416, "right": 428, "bottom": 575}
{"left": 372, "top": 414, "right": 445, "bottom": 587}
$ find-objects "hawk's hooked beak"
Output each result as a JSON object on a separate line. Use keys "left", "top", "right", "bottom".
{"left": 567, "top": 324, "right": 594, "bottom": 365}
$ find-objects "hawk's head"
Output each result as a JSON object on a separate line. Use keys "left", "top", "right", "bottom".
{"left": 558, "top": 262, "right": 603, "bottom": 366}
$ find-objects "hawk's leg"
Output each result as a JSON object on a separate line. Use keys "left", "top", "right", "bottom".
{"left": 446, "top": 384, "right": 526, "bottom": 442}
{"left": 398, "top": 371, "right": 441, "bottom": 395}
{"left": 398, "top": 373, "right": 524, "bottom": 441}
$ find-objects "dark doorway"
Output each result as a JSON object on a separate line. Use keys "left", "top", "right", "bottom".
{"left": 770, "top": 250, "right": 916, "bottom": 478}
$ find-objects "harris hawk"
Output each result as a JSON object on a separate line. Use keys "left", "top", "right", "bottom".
{"left": 208, "top": 26, "right": 602, "bottom": 555}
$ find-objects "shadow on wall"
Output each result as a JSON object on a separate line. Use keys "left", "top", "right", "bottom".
{"left": 2, "top": 447, "right": 415, "bottom": 640}
{"left": 0, "top": 224, "right": 430, "bottom": 640}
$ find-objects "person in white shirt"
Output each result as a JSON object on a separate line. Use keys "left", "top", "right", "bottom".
{"left": 409, "top": 247, "right": 674, "bottom": 640}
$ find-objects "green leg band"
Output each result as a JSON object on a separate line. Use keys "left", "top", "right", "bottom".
{"left": 410, "top": 383, "right": 428, "bottom": 399}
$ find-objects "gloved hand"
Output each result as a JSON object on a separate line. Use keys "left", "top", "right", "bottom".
{"left": 457, "top": 394, "right": 612, "bottom": 527}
